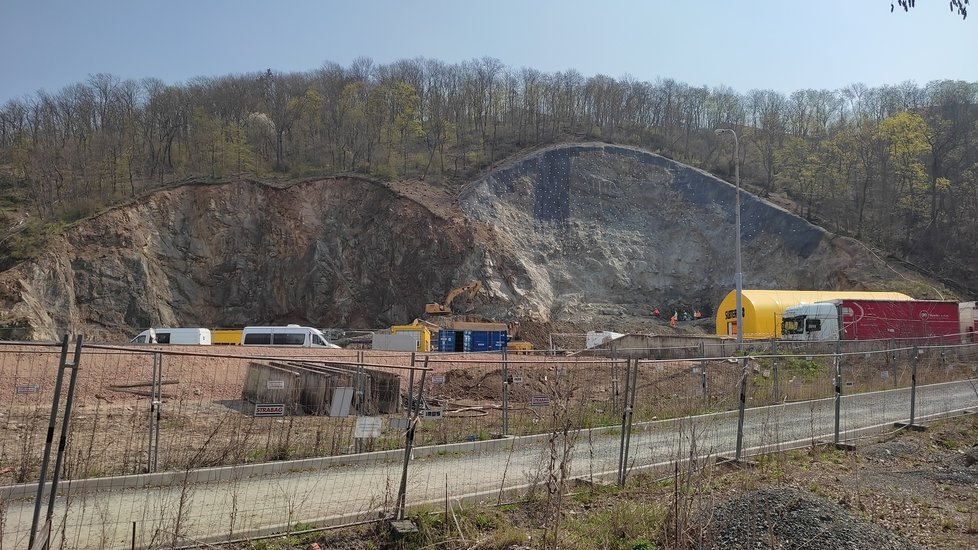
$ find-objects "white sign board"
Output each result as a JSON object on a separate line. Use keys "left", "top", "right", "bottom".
{"left": 512, "top": 376, "right": 524, "bottom": 385}
{"left": 422, "top": 408, "right": 443, "bottom": 419}
{"left": 530, "top": 394, "right": 551, "bottom": 407}
{"left": 354, "top": 416, "right": 383, "bottom": 438}
{"left": 15, "top": 384, "right": 41, "bottom": 395}
{"left": 329, "top": 387, "right": 354, "bottom": 417}
{"left": 431, "top": 374, "right": 446, "bottom": 384}
{"left": 266, "top": 380, "right": 285, "bottom": 390}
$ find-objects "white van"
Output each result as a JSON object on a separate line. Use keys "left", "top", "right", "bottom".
{"left": 241, "top": 325, "right": 340, "bottom": 348}
{"left": 131, "top": 328, "right": 212, "bottom": 345}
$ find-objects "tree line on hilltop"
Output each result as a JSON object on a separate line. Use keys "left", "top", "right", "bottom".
{"left": 0, "top": 58, "right": 976, "bottom": 289}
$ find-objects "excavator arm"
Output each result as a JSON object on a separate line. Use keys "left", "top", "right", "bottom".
{"left": 424, "top": 281, "right": 482, "bottom": 315}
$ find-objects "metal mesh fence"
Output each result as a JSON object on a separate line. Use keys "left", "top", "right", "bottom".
{"left": 0, "top": 343, "right": 66, "bottom": 486}
{"left": 915, "top": 342, "right": 978, "bottom": 425}
{"left": 2, "top": 338, "right": 978, "bottom": 549}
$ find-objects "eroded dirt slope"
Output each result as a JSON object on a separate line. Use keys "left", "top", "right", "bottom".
{"left": 0, "top": 143, "right": 951, "bottom": 341}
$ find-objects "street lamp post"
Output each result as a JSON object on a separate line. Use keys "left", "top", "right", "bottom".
{"left": 715, "top": 128, "right": 746, "bottom": 461}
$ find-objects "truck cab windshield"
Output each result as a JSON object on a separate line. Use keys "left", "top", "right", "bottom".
{"left": 782, "top": 316, "right": 806, "bottom": 335}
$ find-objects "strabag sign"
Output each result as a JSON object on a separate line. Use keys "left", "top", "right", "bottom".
{"left": 254, "top": 403, "right": 285, "bottom": 417}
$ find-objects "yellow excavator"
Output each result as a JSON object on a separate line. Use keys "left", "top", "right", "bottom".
{"left": 424, "top": 281, "right": 482, "bottom": 315}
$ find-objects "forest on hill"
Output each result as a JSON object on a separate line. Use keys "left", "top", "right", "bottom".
{"left": 0, "top": 58, "right": 976, "bottom": 290}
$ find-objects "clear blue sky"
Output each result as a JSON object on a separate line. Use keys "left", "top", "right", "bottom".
{"left": 1, "top": 0, "right": 975, "bottom": 103}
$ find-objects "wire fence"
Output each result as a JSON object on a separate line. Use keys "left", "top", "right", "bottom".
{"left": 2, "top": 337, "right": 977, "bottom": 549}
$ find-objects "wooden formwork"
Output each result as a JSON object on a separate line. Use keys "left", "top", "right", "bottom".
{"left": 241, "top": 362, "right": 303, "bottom": 414}
{"left": 243, "top": 360, "right": 402, "bottom": 416}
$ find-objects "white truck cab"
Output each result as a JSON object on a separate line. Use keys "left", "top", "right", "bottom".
{"left": 780, "top": 302, "right": 839, "bottom": 341}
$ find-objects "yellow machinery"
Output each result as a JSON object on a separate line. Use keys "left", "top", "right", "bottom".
{"left": 424, "top": 281, "right": 482, "bottom": 315}
{"left": 505, "top": 321, "right": 533, "bottom": 353}
{"left": 507, "top": 340, "right": 534, "bottom": 353}
{"left": 390, "top": 320, "right": 434, "bottom": 352}
{"left": 211, "top": 328, "right": 243, "bottom": 345}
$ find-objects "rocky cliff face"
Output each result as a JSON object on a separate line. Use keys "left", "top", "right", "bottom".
{"left": 0, "top": 178, "right": 475, "bottom": 340}
{"left": 457, "top": 144, "right": 935, "bottom": 322}
{"left": 0, "top": 143, "right": 947, "bottom": 342}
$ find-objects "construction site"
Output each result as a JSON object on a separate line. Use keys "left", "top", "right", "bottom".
{"left": 0, "top": 143, "right": 958, "bottom": 346}
{"left": 1, "top": 143, "right": 977, "bottom": 549}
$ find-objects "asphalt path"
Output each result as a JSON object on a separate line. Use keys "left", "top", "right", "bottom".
{"left": 2, "top": 380, "right": 976, "bottom": 549}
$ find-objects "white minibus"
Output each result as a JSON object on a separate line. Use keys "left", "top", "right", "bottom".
{"left": 241, "top": 325, "right": 340, "bottom": 348}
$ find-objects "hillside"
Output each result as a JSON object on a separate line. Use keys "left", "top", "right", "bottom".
{"left": 0, "top": 143, "right": 954, "bottom": 342}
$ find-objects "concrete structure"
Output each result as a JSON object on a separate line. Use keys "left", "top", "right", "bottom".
{"left": 577, "top": 333, "right": 733, "bottom": 360}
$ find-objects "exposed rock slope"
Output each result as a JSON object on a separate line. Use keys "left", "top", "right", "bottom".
{"left": 459, "top": 144, "right": 941, "bottom": 322}
{"left": 0, "top": 178, "right": 475, "bottom": 340}
{"left": 0, "top": 143, "right": 948, "bottom": 341}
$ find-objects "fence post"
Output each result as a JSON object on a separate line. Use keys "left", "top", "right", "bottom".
{"left": 833, "top": 340, "right": 842, "bottom": 445}
{"left": 617, "top": 359, "right": 639, "bottom": 487}
{"left": 699, "top": 342, "right": 708, "bottom": 404}
{"left": 395, "top": 358, "right": 428, "bottom": 520}
{"left": 29, "top": 336, "right": 71, "bottom": 549}
{"left": 356, "top": 350, "right": 365, "bottom": 414}
{"left": 407, "top": 353, "right": 416, "bottom": 415}
{"left": 623, "top": 359, "right": 639, "bottom": 486}
{"left": 612, "top": 346, "right": 620, "bottom": 414}
{"left": 909, "top": 346, "right": 919, "bottom": 427}
{"left": 939, "top": 335, "right": 946, "bottom": 369}
{"left": 771, "top": 339, "right": 780, "bottom": 403}
{"left": 611, "top": 361, "right": 620, "bottom": 414}
{"left": 354, "top": 351, "right": 365, "bottom": 453}
{"left": 501, "top": 344, "right": 509, "bottom": 436}
{"left": 734, "top": 352, "right": 748, "bottom": 461}
{"left": 147, "top": 352, "right": 163, "bottom": 473}
{"left": 890, "top": 338, "right": 897, "bottom": 388}
{"left": 44, "top": 336, "right": 84, "bottom": 529}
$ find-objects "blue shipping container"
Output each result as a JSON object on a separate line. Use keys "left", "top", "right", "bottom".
{"left": 436, "top": 330, "right": 508, "bottom": 352}
{"left": 438, "top": 330, "right": 456, "bottom": 352}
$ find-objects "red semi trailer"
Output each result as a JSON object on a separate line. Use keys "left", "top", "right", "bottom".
{"left": 781, "top": 299, "right": 961, "bottom": 341}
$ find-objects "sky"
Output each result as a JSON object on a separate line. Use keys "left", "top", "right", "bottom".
{"left": 1, "top": 0, "right": 976, "bottom": 103}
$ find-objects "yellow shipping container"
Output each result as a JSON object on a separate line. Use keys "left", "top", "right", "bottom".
{"left": 212, "top": 328, "right": 243, "bottom": 345}
{"left": 715, "top": 289, "right": 913, "bottom": 339}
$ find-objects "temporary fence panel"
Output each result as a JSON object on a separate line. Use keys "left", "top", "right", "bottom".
{"left": 3, "top": 339, "right": 978, "bottom": 550}
{"left": 914, "top": 342, "right": 978, "bottom": 424}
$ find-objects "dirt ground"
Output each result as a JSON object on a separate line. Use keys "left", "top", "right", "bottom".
{"left": 1, "top": 343, "right": 725, "bottom": 485}
{"left": 2, "top": 340, "right": 965, "bottom": 486}
{"left": 4, "top": 337, "right": 971, "bottom": 485}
